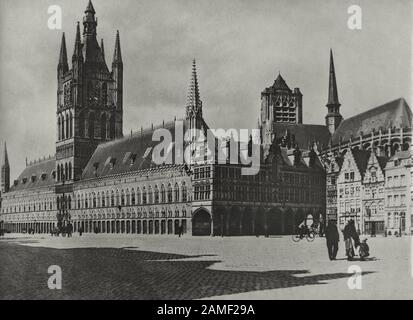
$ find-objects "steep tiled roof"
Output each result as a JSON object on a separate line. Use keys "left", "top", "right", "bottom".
{"left": 82, "top": 119, "right": 211, "bottom": 180}
{"left": 273, "top": 123, "right": 331, "bottom": 149}
{"left": 9, "top": 159, "right": 56, "bottom": 192}
{"left": 332, "top": 98, "right": 412, "bottom": 145}
{"left": 377, "top": 156, "right": 388, "bottom": 171}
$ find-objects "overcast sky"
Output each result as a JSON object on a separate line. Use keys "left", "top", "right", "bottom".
{"left": 0, "top": 0, "right": 411, "bottom": 180}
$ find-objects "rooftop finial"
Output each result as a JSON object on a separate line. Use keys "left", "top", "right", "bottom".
{"left": 112, "top": 30, "right": 123, "bottom": 64}
{"left": 58, "top": 32, "right": 68, "bottom": 72}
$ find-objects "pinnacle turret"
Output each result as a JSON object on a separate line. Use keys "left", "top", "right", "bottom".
{"left": 58, "top": 33, "right": 68, "bottom": 73}
{"left": 1, "top": 142, "right": 10, "bottom": 193}
{"left": 186, "top": 59, "right": 203, "bottom": 119}
{"left": 112, "top": 30, "right": 123, "bottom": 65}
{"left": 72, "top": 22, "right": 83, "bottom": 61}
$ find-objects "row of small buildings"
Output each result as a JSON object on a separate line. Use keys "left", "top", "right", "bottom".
{"left": 326, "top": 148, "right": 412, "bottom": 236}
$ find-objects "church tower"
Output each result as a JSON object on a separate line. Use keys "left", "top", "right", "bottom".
{"left": 325, "top": 49, "right": 342, "bottom": 135}
{"left": 56, "top": 0, "right": 123, "bottom": 189}
{"left": 259, "top": 73, "right": 303, "bottom": 153}
{"left": 1, "top": 142, "right": 10, "bottom": 194}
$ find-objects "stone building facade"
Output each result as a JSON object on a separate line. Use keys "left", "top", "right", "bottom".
{"left": 0, "top": 1, "right": 327, "bottom": 237}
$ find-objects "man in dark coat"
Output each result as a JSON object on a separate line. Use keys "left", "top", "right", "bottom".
{"left": 325, "top": 220, "right": 340, "bottom": 260}
{"left": 343, "top": 220, "right": 360, "bottom": 261}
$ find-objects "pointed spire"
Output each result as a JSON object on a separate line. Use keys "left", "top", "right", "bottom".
{"left": 101, "top": 38, "right": 105, "bottom": 61}
{"left": 186, "top": 59, "right": 203, "bottom": 118}
{"left": 58, "top": 33, "right": 68, "bottom": 72}
{"left": 327, "top": 49, "right": 340, "bottom": 106}
{"left": 112, "top": 30, "right": 123, "bottom": 65}
{"left": 72, "top": 22, "right": 83, "bottom": 60}
{"left": 1, "top": 142, "right": 9, "bottom": 168}
{"left": 85, "top": 0, "right": 96, "bottom": 14}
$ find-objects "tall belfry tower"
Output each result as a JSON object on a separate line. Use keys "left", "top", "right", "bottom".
{"left": 1, "top": 142, "right": 10, "bottom": 194}
{"left": 325, "top": 49, "right": 342, "bottom": 135}
{"left": 56, "top": 0, "right": 124, "bottom": 190}
{"left": 259, "top": 73, "right": 303, "bottom": 152}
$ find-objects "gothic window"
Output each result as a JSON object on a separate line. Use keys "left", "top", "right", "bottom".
{"left": 69, "top": 112, "right": 73, "bottom": 138}
{"left": 160, "top": 185, "right": 165, "bottom": 203}
{"left": 167, "top": 184, "right": 173, "bottom": 203}
{"left": 111, "top": 191, "right": 115, "bottom": 207}
{"left": 121, "top": 190, "right": 125, "bottom": 206}
{"left": 154, "top": 186, "right": 159, "bottom": 204}
{"left": 101, "top": 113, "right": 107, "bottom": 139}
{"left": 64, "top": 163, "right": 68, "bottom": 181}
{"left": 126, "top": 189, "right": 130, "bottom": 206}
{"left": 92, "top": 193, "right": 96, "bottom": 208}
{"left": 131, "top": 188, "right": 136, "bottom": 205}
{"left": 68, "top": 162, "right": 72, "bottom": 180}
{"left": 142, "top": 187, "right": 147, "bottom": 204}
{"left": 65, "top": 113, "right": 69, "bottom": 139}
{"left": 61, "top": 114, "right": 66, "bottom": 140}
{"left": 58, "top": 117, "right": 61, "bottom": 140}
{"left": 88, "top": 113, "right": 95, "bottom": 139}
{"left": 174, "top": 183, "right": 180, "bottom": 202}
{"left": 101, "top": 192, "right": 106, "bottom": 207}
{"left": 136, "top": 188, "right": 141, "bottom": 205}
{"left": 148, "top": 186, "right": 153, "bottom": 204}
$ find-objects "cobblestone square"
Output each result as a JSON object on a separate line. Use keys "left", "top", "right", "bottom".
{"left": 0, "top": 233, "right": 412, "bottom": 299}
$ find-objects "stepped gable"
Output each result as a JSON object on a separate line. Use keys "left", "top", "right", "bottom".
{"left": 331, "top": 98, "right": 412, "bottom": 145}
{"left": 9, "top": 158, "right": 56, "bottom": 192}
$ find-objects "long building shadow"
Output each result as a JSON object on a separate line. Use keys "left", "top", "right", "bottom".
{"left": 0, "top": 242, "right": 375, "bottom": 300}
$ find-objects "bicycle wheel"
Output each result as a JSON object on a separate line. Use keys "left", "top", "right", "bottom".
{"left": 306, "top": 231, "right": 316, "bottom": 242}
{"left": 292, "top": 234, "right": 301, "bottom": 242}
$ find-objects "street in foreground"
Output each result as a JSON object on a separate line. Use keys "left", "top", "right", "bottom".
{"left": 0, "top": 234, "right": 412, "bottom": 299}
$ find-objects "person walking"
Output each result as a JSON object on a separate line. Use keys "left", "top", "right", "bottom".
{"left": 325, "top": 220, "right": 339, "bottom": 260}
{"left": 343, "top": 219, "right": 360, "bottom": 261}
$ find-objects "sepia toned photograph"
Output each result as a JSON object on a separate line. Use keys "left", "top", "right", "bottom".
{"left": 0, "top": 0, "right": 412, "bottom": 304}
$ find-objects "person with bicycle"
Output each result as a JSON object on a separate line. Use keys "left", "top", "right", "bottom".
{"left": 298, "top": 219, "right": 309, "bottom": 239}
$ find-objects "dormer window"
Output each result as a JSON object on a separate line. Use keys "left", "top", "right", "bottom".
{"left": 31, "top": 175, "right": 36, "bottom": 182}
{"left": 130, "top": 153, "right": 137, "bottom": 166}
{"left": 109, "top": 158, "right": 116, "bottom": 169}
{"left": 13, "top": 180, "right": 18, "bottom": 186}
{"left": 22, "top": 177, "right": 28, "bottom": 184}
{"left": 41, "top": 173, "right": 47, "bottom": 180}
{"left": 52, "top": 171, "right": 56, "bottom": 179}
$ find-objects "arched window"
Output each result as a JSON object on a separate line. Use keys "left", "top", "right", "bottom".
{"left": 68, "top": 162, "right": 72, "bottom": 180}
{"left": 88, "top": 113, "right": 95, "bottom": 139}
{"left": 136, "top": 188, "right": 141, "bottom": 205}
{"left": 79, "top": 112, "right": 85, "bottom": 137}
{"left": 61, "top": 114, "right": 66, "bottom": 140}
{"left": 126, "top": 189, "right": 130, "bottom": 206}
{"left": 167, "top": 184, "right": 172, "bottom": 203}
{"left": 131, "top": 188, "right": 136, "bottom": 205}
{"left": 65, "top": 113, "right": 69, "bottom": 139}
{"left": 121, "top": 190, "right": 125, "bottom": 206}
{"left": 142, "top": 187, "right": 147, "bottom": 204}
{"left": 154, "top": 186, "right": 159, "bottom": 204}
{"left": 148, "top": 186, "right": 153, "bottom": 204}
{"left": 101, "top": 113, "right": 107, "bottom": 139}
{"left": 64, "top": 163, "right": 68, "bottom": 181}
{"left": 109, "top": 115, "right": 116, "bottom": 139}
{"left": 115, "top": 190, "right": 120, "bottom": 206}
{"left": 161, "top": 185, "right": 165, "bottom": 203}
{"left": 111, "top": 190, "right": 115, "bottom": 207}
{"left": 57, "top": 117, "right": 61, "bottom": 140}
{"left": 92, "top": 193, "right": 96, "bottom": 208}
{"left": 182, "top": 182, "right": 187, "bottom": 202}
{"left": 101, "top": 192, "right": 106, "bottom": 207}
{"left": 69, "top": 112, "right": 73, "bottom": 137}
{"left": 174, "top": 183, "right": 180, "bottom": 202}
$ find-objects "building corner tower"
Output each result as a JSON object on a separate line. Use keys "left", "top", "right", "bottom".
{"left": 325, "top": 49, "right": 343, "bottom": 135}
